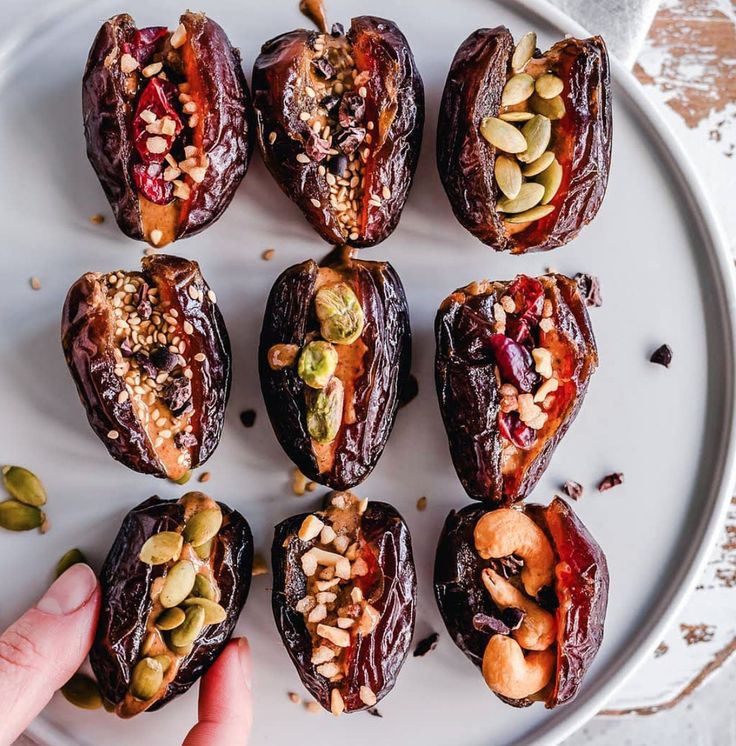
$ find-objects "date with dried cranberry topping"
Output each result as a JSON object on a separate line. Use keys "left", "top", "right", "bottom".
{"left": 90, "top": 492, "right": 253, "bottom": 717}
{"left": 259, "top": 249, "right": 411, "bottom": 490}
{"left": 272, "top": 492, "right": 416, "bottom": 715}
{"left": 83, "top": 12, "right": 253, "bottom": 247}
{"left": 435, "top": 274, "right": 597, "bottom": 506}
{"left": 61, "top": 255, "right": 230, "bottom": 480}
{"left": 437, "top": 28, "right": 611, "bottom": 253}
{"left": 252, "top": 16, "right": 424, "bottom": 248}
{"left": 434, "top": 498, "right": 608, "bottom": 708}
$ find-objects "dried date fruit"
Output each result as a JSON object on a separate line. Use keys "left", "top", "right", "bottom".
{"left": 259, "top": 249, "right": 411, "bottom": 490}
{"left": 434, "top": 498, "right": 608, "bottom": 707}
{"left": 83, "top": 12, "right": 253, "bottom": 247}
{"left": 437, "top": 27, "right": 611, "bottom": 253}
{"left": 90, "top": 492, "right": 253, "bottom": 717}
{"left": 252, "top": 16, "right": 424, "bottom": 248}
{"left": 435, "top": 274, "right": 597, "bottom": 506}
{"left": 62, "top": 255, "right": 231, "bottom": 480}
{"left": 272, "top": 491, "right": 416, "bottom": 714}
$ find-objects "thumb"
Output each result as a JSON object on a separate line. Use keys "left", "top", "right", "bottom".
{"left": 0, "top": 563, "right": 100, "bottom": 745}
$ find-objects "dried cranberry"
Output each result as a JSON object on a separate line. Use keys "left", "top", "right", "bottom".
{"left": 488, "top": 334, "right": 538, "bottom": 392}
{"left": 499, "top": 412, "right": 536, "bottom": 449}
{"left": 338, "top": 91, "right": 365, "bottom": 127}
{"left": 133, "top": 78, "right": 183, "bottom": 163}
{"left": 334, "top": 126, "right": 366, "bottom": 155}
{"left": 507, "top": 276, "right": 545, "bottom": 335}
{"left": 305, "top": 133, "right": 331, "bottom": 162}
{"left": 130, "top": 26, "right": 168, "bottom": 65}
{"left": 133, "top": 163, "right": 173, "bottom": 205}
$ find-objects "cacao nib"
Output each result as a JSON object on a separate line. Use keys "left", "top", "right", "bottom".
{"left": 598, "top": 472, "right": 623, "bottom": 492}
{"left": 239, "top": 409, "right": 256, "bottom": 428}
{"left": 562, "top": 480, "right": 584, "bottom": 500}
{"left": 327, "top": 153, "right": 348, "bottom": 176}
{"left": 413, "top": 631, "right": 439, "bottom": 657}
{"left": 319, "top": 93, "right": 341, "bottom": 113}
{"left": 650, "top": 344, "right": 672, "bottom": 368}
{"left": 575, "top": 273, "right": 603, "bottom": 308}
{"left": 149, "top": 346, "right": 178, "bottom": 372}
{"left": 174, "top": 431, "right": 197, "bottom": 449}
{"left": 311, "top": 57, "right": 335, "bottom": 78}
{"left": 334, "top": 126, "right": 366, "bottom": 155}
{"left": 472, "top": 613, "right": 510, "bottom": 635}
{"left": 133, "top": 351, "right": 158, "bottom": 379}
{"left": 331, "top": 22, "right": 345, "bottom": 37}
{"left": 367, "top": 707, "right": 383, "bottom": 717}
{"left": 163, "top": 376, "right": 193, "bottom": 416}
{"left": 338, "top": 91, "right": 366, "bottom": 127}
{"left": 305, "top": 133, "right": 331, "bottom": 161}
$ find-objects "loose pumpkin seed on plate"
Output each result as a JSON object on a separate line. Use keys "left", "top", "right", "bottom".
{"left": 506, "top": 204, "right": 556, "bottom": 223}
{"left": 518, "top": 115, "right": 551, "bottom": 164}
{"left": 522, "top": 150, "right": 556, "bottom": 177}
{"left": 501, "top": 73, "right": 534, "bottom": 107}
{"left": 535, "top": 73, "right": 564, "bottom": 99}
{"left": 61, "top": 673, "right": 103, "bottom": 710}
{"left": 494, "top": 155, "right": 522, "bottom": 200}
{"left": 497, "top": 182, "right": 545, "bottom": 213}
{"left": 530, "top": 93, "right": 566, "bottom": 120}
{"left": 55, "top": 548, "right": 87, "bottom": 578}
{"left": 130, "top": 657, "right": 164, "bottom": 701}
{"left": 480, "top": 117, "right": 527, "bottom": 154}
{"left": 160, "top": 560, "right": 197, "bottom": 608}
{"left": 511, "top": 31, "right": 536, "bottom": 73}
{"left": 183, "top": 508, "right": 223, "bottom": 547}
{"left": 139, "top": 531, "right": 183, "bottom": 565}
{"left": 499, "top": 111, "right": 535, "bottom": 123}
{"left": 0, "top": 500, "right": 44, "bottom": 531}
{"left": 2, "top": 465, "right": 47, "bottom": 506}
{"left": 537, "top": 158, "right": 564, "bottom": 204}
{"left": 181, "top": 597, "right": 227, "bottom": 625}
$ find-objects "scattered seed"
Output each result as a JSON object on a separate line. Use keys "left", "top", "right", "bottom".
{"left": 262, "top": 248, "right": 275, "bottom": 261}
{"left": 240, "top": 409, "right": 256, "bottom": 428}
{"left": 55, "top": 548, "right": 87, "bottom": 578}
{"left": 198, "top": 471, "right": 211, "bottom": 483}
{"left": 172, "top": 470, "right": 192, "bottom": 485}
{"left": 494, "top": 155, "right": 522, "bottom": 200}
{"left": 61, "top": 673, "right": 103, "bottom": 710}
{"left": 511, "top": 31, "right": 537, "bottom": 72}
{"left": 0, "top": 500, "right": 44, "bottom": 531}
{"left": 252, "top": 552, "right": 268, "bottom": 576}
{"left": 413, "top": 631, "right": 439, "bottom": 657}
{"left": 650, "top": 344, "right": 673, "bottom": 368}
{"left": 305, "top": 701, "right": 322, "bottom": 714}
{"left": 416, "top": 496, "right": 428, "bottom": 511}
{"left": 598, "top": 473, "right": 623, "bottom": 492}
{"left": 30, "top": 277, "right": 41, "bottom": 290}
{"left": 2, "top": 465, "right": 47, "bottom": 506}
{"left": 562, "top": 481, "right": 584, "bottom": 500}
{"left": 89, "top": 214, "right": 105, "bottom": 225}
{"left": 480, "top": 117, "right": 527, "bottom": 154}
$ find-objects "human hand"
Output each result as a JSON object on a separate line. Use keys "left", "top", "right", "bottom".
{"left": 0, "top": 564, "right": 252, "bottom": 746}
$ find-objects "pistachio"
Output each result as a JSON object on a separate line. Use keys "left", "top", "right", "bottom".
{"left": 139, "top": 531, "right": 183, "bottom": 565}
{"left": 192, "top": 573, "right": 217, "bottom": 601}
{"left": 61, "top": 673, "right": 103, "bottom": 710}
{"left": 537, "top": 157, "right": 563, "bottom": 204}
{"left": 0, "top": 500, "right": 44, "bottom": 531}
{"left": 535, "top": 73, "right": 564, "bottom": 99}
{"left": 518, "top": 115, "right": 551, "bottom": 164}
{"left": 521, "top": 150, "right": 555, "bottom": 177}
{"left": 2, "top": 466, "right": 47, "bottom": 506}
{"left": 130, "top": 657, "right": 164, "bottom": 700}
{"left": 497, "top": 182, "right": 545, "bottom": 214}
{"left": 499, "top": 111, "right": 535, "bottom": 123}
{"left": 315, "top": 283, "right": 364, "bottom": 345}
{"left": 55, "top": 548, "right": 87, "bottom": 578}
{"left": 511, "top": 31, "right": 537, "bottom": 72}
{"left": 181, "top": 597, "right": 227, "bottom": 625}
{"left": 501, "top": 73, "right": 534, "bottom": 107}
{"left": 170, "top": 604, "right": 206, "bottom": 648}
{"left": 480, "top": 117, "right": 527, "bottom": 154}
{"left": 506, "top": 204, "right": 556, "bottom": 223}
{"left": 297, "top": 341, "right": 339, "bottom": 389}
{"left": 194, "top": 538, "right": 213, "bottom": 560}
{"left": 155, "top": 606, "right": 186, "bottom": 631}
{"left": 306, "top": 377, "right": 344, "bottom": 444}
{"left": 494, "top": 155, "right": 522, "bottom": 200}
{"left": 154, "top": 654, "right": 172, "bottom": 673}
{"left": 183, "top": 507, "right": 223, "bottom": 548}
{"left": 530, "top": 93, "right": 566, "bottom": 120}
{"left": 160, "top": 560, "right": 197, "bottom": 608}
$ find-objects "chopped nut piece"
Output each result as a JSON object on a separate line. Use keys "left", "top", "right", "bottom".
{"left": 316, "top": 591, "right": 337, "bottom": 604}
{"left": 317, "top": 624, "right": 351, "bottom": 648}
{"left": 149, "top": 229, "right": 163, "bottom": 246}
{"left": 532, "top": 348, "right": 553, "bottom": 379}
{"left": 252, "top": 553, "right": 268, "bottom": 576}
{"left": 416, "top": 496, "right": 427, "bottom": 511}
{"left": 336, "top": 617, "right": 355, "bottom": 629}
{"left": 539, "top": 317, "right": 554, "bottom": 333}
{"left": 330, "top": 688, "right": 345, "bottom": 716}
{"left": 356, "top": 604, "right": 380, "bottom": 635}
{"left": 198, "top": 471, "right": 211, "bottom": 483}
{"left": 357, "top": 498, "right": 368, "bottom": 514}
{"left": 320, "top": 525, "right": 337, "bottom": 544}
{"left": 296, "top": 595, "right": 316, "bottom": 614}
{"left": 301, "top": 552, "right": 318, "bottom": 576}
{"left": 351, "top": 586, "right": 364, "bottom": 603}
{"left": 30, "top": 276, "right": 42, "bottom": 291}
{"left": 288, "top": 691, "right": 301, "bottom": 704}
{"left": 315, "top": 577, "right": 340, "bottom": 591}
{"left": 333, "top": 534, "right": 350, "bottom": 554}
{"left": 262, "top": 248, "right": 276, "bottom": 261}
{"left": 146, "top": 136, "right": 167, "bottom": 154}
{"left": 359, "top": 686, "right": 377, "bottom": 706}
{"left": 500, "top": 295, "right": 516, "bottom": 313}
{"left": 534, "top": 376, "right": 558, "bottom": 403}
{"left": 120, "top": 53, "right": 139, "bottom": 74}
{"left": 305, "top": 701, "right": 322, "bottom": 714}
{"left": 89, "top": 213, "right": 105, "bottom": 225}
{"left": 562, "top": 480, "right": 583, "bottom": 500}
{"left": 298, "top": 514, "right": 325, "bottom": 542}
{"left": 292, "top": 468, "right": 309, "bottom": 496}
{"left": 308, "top": 604, "right": 327, "bottom": 623}
{"left": 317, "top": 661, "right": 341, "bottom": 678}
{"left": 311, "top": 645, "right": 336, "bottom": 664}
{"left": 598, "top": 472, "right": 623, "bottom": 492}
{"left": 142, "top": 62, "right": 163, "bottom": 78}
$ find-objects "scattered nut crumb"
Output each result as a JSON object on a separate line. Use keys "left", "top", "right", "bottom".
{"left": 367, "top": 707, "right": 383, "bottom": 718}
{"left": 680, "top": 623, "right": 715, "bottom": 646}
{"left": 239, "top": 409, "right": 256, "bottom": 428}
{"left": 574, "top": 272, "right": 602, "bottom": 307}
{"left": 306, "top": 481, "right": 317, "bottom": 492}
{"left": 413, "top": 631, "right": 439, "bottom": 657}
{"left": 654, "top": 642, "right": 669, "bottom": 658}
{"left": 198, "top": 471, "right": 211, "bottom": 483}
{"left": 305, "top": 701, "right": 322, "bottom": 714}
{"left": 30, "top": 277, "right": 41, "bottom": 291}
{"left": 89, "top": 213, "right": 105, "bottom": 225}
{"left": 252, "top": 553, "right": 268, "bottom": 576}
{"left": 562, "top": 481, "right": 583, "bottom": 500}
{"left": 416, "top": 496, "right": 427, "bottom": 511}
{"left": 598, "top": 472, "right": 623, "bottom": 492}
{"left": 288, "top": 691, "right": 301, "bottom": 704}
{"left": 292, "top": 468, "right": 308, "bottom": 496}
{"left": 262, "top": 248, "right": 276, "bottom": 261}
{"left": 650, "top": 344, "right": 673, "bottom": 368}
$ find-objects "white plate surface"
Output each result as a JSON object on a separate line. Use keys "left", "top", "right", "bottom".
{"left": 1, "top": 0, "right": 734, "bottom": 744}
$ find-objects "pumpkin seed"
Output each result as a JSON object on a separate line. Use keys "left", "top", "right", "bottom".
{"left": 155, "top": 606, "right": 186, "bottom": 631}
{"left": 160, "top": 560, "right": 196, "bottom": 608}
{"left": 479, "top": 117, "right": 527, "bottom": 154}
{"left": 139, "top": 531, "right": 183, "bottom": 565}
{"left": 55, "top": 548, "right": 87, "bottom": 578}
{"left": 170, "top": 604, "right": 206, "bottom": 648}
{"left": 60, "top": 673, "right": 103, "bottom": 710}
{"left": 494, "top": 155, "right": 522, "bottom": 200}
{"left": 141, "top": 631, "right": 157, "bottom": 656}
{"left": 130, "top": 657, "right": 163, "bottom": 701}
{"left": 315, "top": 283, "right": 364, "bottom": 345}
{"left": 0, "top": 500, "right": 44, "bottom": 531}
{"left": 172, "top": 470, "right": 192, "bottom": 485}
{"left": 511, "top": 31, "right": 536, "bottom": 72}
{"left": 194, "top": 538, "right": 213, "bottom": 560}
{"left": 306, "top": 377, "right": 344, "bottom": 444}
{"left": 535, "top": 73, "right": 564, "bottom": 100}
{"left": 192, "top": 573, "right": 217, "bottom": 601}
{"left": 183, "top": 508, "right": 222, "bottom": 548}
{"left": 169, "top": 642, "right": 194, "bottom": 657}
{"left": 155, "top": 654, "right": 172, "bottom": 673}
{"left": 506, "top": 204, "right": 556, "bottom": 223}
{"left": 518, "top": 115, "right": 551, "bottom": 164}
{"left": 536, "top": 158, "right": 564, "bottom": 204}
{"left": 182, "top": 597, "right": 227, "bottom": 625}
{"left": 530, "top": 93, "right": 566, "bottom": 120}
{"left": 497, "top": 182, "right": 545, "bottom": 213}
{"left": 499, "top": 111, "right": 535, "bottom": 123}
{"left": 501, "top": 73, "right": 534, "bottom": 107}
{"left": 521, "top": 150, "right": 555, "bottom": 177}
{"left": 297, "top": 341, "right": 338, "bottom": 389}
{"left": 2, "top": 466, "right": 47, "bottom": 506}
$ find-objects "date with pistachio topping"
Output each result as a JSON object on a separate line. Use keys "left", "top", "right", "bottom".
{"left": 83, "top": 12, "right": 253, "bottom": 247}
{"left": 437, "top": 27, "right": 611, "bottom": 253}
{"left": 435, "top": 274, "right": 597, "bottom": 506}
{"left": 61, "top": 254, "right": 231, "bottom": 480}
{"left": 89, "top": 492, "right": 253, "bottom": 717}
{"left": 272, "top": 491, "right": 416, "bottom": 714}
{"left": 252, "top": 17, "right": 424, "bottom": 248}
{"left": 259, "top": 249, "right": 411, "bottom": 490}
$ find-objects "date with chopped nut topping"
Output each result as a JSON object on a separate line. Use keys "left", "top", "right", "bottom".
{"left": 259, "top": 249, "right": 411, "bottom": 490}
{"left": 83, "top": 12, "right": 253, "bottom": 247}
{"left": 61, "top": 255, "right": 230, "bottom": 480}
{"left": 435, "top": 274, "right": 597, "bottom": 506}
{"left": 434, "top": 499, "right": 608, "bottom": 708}
{"left": 252, "top": 17, "right": 424, "bottom": 248}
{"left": 437, "top": 27, "right": 611, "bottom": 253}
{"left": 90, "top": 492, "right": 253, "bottom": 716}
{"left": 272, "top": 491, "right": 416, "bottom": 715}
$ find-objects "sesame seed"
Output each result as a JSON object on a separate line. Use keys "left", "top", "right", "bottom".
{"left": 183, "top": 320, "right": 194, "bottom": 335}
{"left": 194, "top": 353, "right": 206, "bottom": 362}
{"left": 207, "top": 290, "right": 217, "bottom": 303}
{"left": 311, "top": 198, "right": 321, "bottom": 208}
{"left": 107, "top": 430, "right": 119, "bottom": 440}
{"left": 188, "top": 285, "right": 199, "bottom": 300}
{"left": 296, "top": 153, "right": 310, "bottom": 164}
{"left": 118, "top": 390, "right": 129, "bottom": 404}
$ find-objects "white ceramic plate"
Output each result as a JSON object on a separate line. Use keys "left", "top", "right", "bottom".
{"left": 1, "top": 0, "right": 734, "bottom": 744}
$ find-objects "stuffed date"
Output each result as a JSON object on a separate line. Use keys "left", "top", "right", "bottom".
{"left": 434, "top": 499, "right": 608, "bottom": 707}
{"left": 435, "top": 274, "right": 597, "bottom": 506}
{"left": 437, "top": 28, "right": 611, "bottom": 253}
{"left": 61, "top": 254, "right": 230, "bottom": 481}
{"left": 252, "top": 17, "right": 424, "bottom": 248}
{"left": 89, "top": 492, "right": 253, "bottom": 717}
{"left": 259, "top": 250, "right": 411, "bottom": 489}
{"left": 83, "top": 12, "right": 253, "bottom": 247}
{"left": 272, "top": 491, "right": 416, "bottom": 714}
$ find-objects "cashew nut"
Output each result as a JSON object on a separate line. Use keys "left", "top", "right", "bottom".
{"left": 474, "top": 509, "right": 555, "bottom": 597}
{"left": 482, "top": 634, "right": 556, "bottom": 700}
{"left": 481, "top": 568, "right": 556, "bottom": 651}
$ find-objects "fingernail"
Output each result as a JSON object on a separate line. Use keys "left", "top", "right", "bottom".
{"left": 36, "top": 563, "right": 97, "bottom": 616}
{"left": 237, "top": 637, "right": 252, "bottom": 690}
